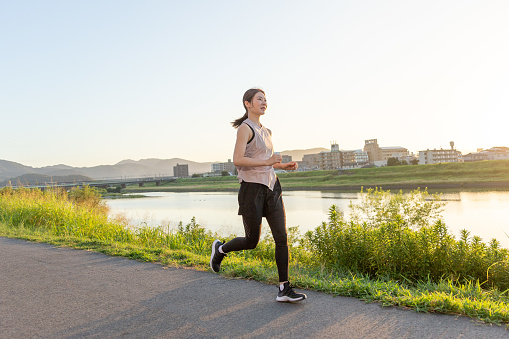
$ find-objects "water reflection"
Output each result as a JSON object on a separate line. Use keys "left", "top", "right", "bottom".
{"left": 105, "top": 190, "right": 509, "bottom": 249}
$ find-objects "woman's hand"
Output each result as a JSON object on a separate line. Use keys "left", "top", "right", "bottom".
{"left": 274, "top": 161, "right": 298, "bottom": 170}
{"left": 266, "top": 153, "right": 283, "bottom": 166}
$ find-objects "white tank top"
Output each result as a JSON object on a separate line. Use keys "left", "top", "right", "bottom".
{"left": 236, "top": 118, "right": 277, "bottom": 190}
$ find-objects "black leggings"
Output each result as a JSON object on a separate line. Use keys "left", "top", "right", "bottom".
{"left": 221, "top": 208, "right": 288, "bottom": 282}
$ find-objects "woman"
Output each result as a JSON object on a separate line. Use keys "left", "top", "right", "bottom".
{"left": 210, "top": 88, "right": 307, "bottom": 302}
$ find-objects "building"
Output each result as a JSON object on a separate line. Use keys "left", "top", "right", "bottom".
{"left": 318, "top": 143, "right": 342, "bottom": 170}
{"left": 341, "top": 149, "right": 369, "bottom": 168}
{"left": 281, "top": 154, "right": 292, "bottom": 163}
{"left": 212, "top": 159, "right": 237, "bottom": 175}
{"left": 173, "top": 163, "right": 189, "bottom": 178}
{"left": 301, "top": 153, "right": 321, "bottom": 170}
{"left": 485, "top": 147, "right": 509, "bottom": 160}
{"left": 419, "top": 142, "right": 462, "bottom": 165}
{"left": 363, "top": 139, "right": 408, "bottom": 164}
{"left": 304, "top": 143, "right": 369, "bottom": 170}
{"left": 364, "top": 139, "right": 382, "bottom": 161}
{"left": 380, "top": 146, "right": 409, "bottom": 160}
{"left": 463, "top": 146, "right": 509, "bottom": 162}
{"left": 463, "top": 152, "right": 489, "bottom": 162}
{"left": 301, "top": 143, "right": 370, "bottom": 170}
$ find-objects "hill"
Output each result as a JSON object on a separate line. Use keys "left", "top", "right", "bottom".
{"left": 0, "top": 148, "right": 326, "bottom": 184}
{"left": 115, "top": 158, "right": 213, "bottom": 175}
{"left": 0, "top": 160, "right": 36, "bottom": 181}
{"left": 280, "top": 148, "right": 329, "bottom": 161}
{"left": 0, "top": 157, "right": 216, "bottom": 185}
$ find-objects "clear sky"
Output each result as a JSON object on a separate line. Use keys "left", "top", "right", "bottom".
{"left": 1, "top": 0, "right": 508, "bottom": 168}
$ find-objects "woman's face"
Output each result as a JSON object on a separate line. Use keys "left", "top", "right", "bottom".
{"left": 246, "top": 92, "right": 267, "bottom": 115}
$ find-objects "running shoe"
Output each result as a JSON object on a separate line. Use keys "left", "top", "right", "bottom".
{"left": 210, "top": 239, "right": 226, "bottom": 272}
{"left": 276, "top": 282, "right": 307, "bottom": 302}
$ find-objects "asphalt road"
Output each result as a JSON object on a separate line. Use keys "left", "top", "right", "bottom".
{"left": 1, "top": 237, "right": 507, "bottom": 339}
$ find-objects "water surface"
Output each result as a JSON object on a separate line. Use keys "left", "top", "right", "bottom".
{"left": 105, "top": 190, "right": 509, "bottom": 248}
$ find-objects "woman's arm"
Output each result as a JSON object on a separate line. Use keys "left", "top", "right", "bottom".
{"left": 233, "top": 124, "right": 282, "bottom": 167}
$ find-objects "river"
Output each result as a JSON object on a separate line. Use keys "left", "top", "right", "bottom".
{"left": 104, "top": 190, "right": 509, "bottom": 249}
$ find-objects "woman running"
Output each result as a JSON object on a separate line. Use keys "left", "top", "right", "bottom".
{"left": 210, "top": 88, "right": 307, "bottom": 302}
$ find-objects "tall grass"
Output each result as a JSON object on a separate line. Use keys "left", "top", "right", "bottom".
{"left": 0, "top": 186, "right": 133, "bottom": 242}
{"left": 0, "top": 186, "right": 219, "bottom": 251}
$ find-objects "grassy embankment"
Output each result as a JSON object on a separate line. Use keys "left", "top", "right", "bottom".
{"left": 124, "top": 160, "right": 509, "bottom": 193}
{"left": 1, "top": 186, "right": 509, "bottom": 326}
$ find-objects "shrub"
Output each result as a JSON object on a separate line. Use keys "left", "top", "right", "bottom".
{"left": 305, "top": 189, "right": 509, "bottom": 291}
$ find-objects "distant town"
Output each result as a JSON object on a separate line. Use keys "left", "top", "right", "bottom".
{"left": 2, "top": 138, "right": 508, "bottom": 188}
{"left": 173, "top": 139, "right": 509, "bottom": 178}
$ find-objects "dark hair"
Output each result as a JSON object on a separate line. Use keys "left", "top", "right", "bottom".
{"left": 231, "top": 88, "right": 265, "bottom": 128}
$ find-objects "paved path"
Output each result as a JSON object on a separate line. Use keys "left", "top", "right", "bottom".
{"left": 1, "top": 237, "right": 507, "bottom": 338}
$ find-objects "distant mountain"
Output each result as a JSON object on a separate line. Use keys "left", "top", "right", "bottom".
{"left": 37, "top": 164, "right": 77, "bottom": 175}
{"left": 280, "top": 148, "right": 329, "bottom": 161}
{"left": 1, "top": 173, "right": 92, "bottom": 187}
{"left": 76, "top": 163, "right": 156, "bottom": 179}
{"left": 0, "top": 149, "right": 323, "bottom": 185}
{"left": 0, "top": 157, "right": 216, "bottom": 185}
{"left": 0, "top": 159, "right": 36, "bottom": 181}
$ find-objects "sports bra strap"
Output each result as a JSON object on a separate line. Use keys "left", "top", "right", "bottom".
{"left": 244, "top": 122, "right": 255, "bottom": 144}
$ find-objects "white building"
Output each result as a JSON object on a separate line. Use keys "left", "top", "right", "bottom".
{"left": 419, "top": 142, "right": 462, "bottom": 165}
{"left": 212, "top": 159, "right": 236, "bottom": 174}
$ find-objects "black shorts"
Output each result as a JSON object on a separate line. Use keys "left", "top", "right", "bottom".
{"left": 238, "top": 179, "right": 284, "bottom": 219}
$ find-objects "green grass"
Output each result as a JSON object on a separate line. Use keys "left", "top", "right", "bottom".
{"left": 278, "top": 160, "right": 509, "bottom": 188}
{"left": 123, "top": 160, "right": 509, "bottom": 192}
{"left": 1, "top": 186, "right": 509, "bottom": 326}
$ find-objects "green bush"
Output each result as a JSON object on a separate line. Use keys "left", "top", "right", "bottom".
{"left": 304, "top": 189, "right": 509, "bottom": 291}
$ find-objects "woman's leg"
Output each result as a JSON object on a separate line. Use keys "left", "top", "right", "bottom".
{"left": 265, "top": 207, "right": 288, "bottom": 283}
{"left": 267, "top": 207, "right": 306, "bottom": 302}
{"left": 221, "top": 215, "right": 262, "bottom": 252}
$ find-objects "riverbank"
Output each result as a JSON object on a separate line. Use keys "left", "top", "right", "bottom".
{"left": 123, "top": 160, "right": 509, "bottom": 193}
{"left": 1, "top": 186, "right": 508, "bottom": 325}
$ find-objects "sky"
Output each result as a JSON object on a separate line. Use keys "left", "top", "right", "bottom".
{"left": 1, "top": 0, "right": 508, "bottom": 168}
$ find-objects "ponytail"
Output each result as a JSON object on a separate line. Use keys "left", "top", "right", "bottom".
{"left": 231, "top": 112, "right": 248, "bottom": 128}
{"left": 231, "top": 88, "right": 265, "bottom": 129}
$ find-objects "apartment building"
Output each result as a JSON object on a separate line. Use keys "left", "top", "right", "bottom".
{"left": 419, "top": 142, "right": 462, "bottom": 165}
{"left": 485, "top": 147, "right": 509, "bottom": 160}
{"left": 302, "top": 144, "right": 369, "bottom": 170}
{"left": 380, "top": 146, "right": 409, "bottom": 160}
{"left": 211, "top": 159, "right": 237, "bottom": 175}
{"left": 318, "top": 143, "right": 342, "bottom": 170}
{"left": 341, "top": 149, "right": 369, "bottom": 168}
{"left": 173, "top": 163, "right": 189, "bottom": 178}
{"left": 302, "top": 153, "right": 321, "bottom": 170}
{"left": 463, "top": 147, "right": 509, "bottom": 162}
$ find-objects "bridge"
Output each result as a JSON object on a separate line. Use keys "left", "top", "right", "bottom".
{"left": 5, "top": 176, "right": 177, "bottom": 191}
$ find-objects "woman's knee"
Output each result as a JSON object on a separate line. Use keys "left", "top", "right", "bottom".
{"left": 245, "top": 237, "right": 259, "bottom": 249}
